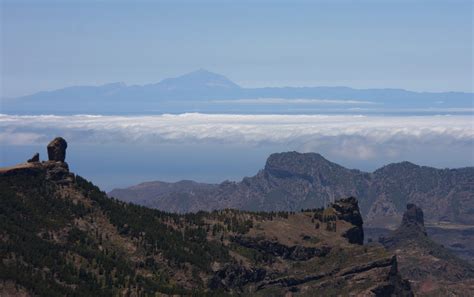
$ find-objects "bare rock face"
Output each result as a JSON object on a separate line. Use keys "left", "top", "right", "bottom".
{"left": 0, "top": 138, "right": 74, "bottom": 185}
{"left": 43, "top": 161, "right": 74, "bottom": 185}
{"left": 27, "top": 153, "right": 40, "bottom": 163}
{"left": 209, "top": 264, "right": 266, "bottom": 290}
{"left": 47, "top": 137, "right": 67, "bottom": 162}
{"left": 331, "top": 197, "right": 364, "bottom": 245}
{"left": 380, "top": 203, "right": 427, "bottom": 241}
{"left": 233, "top": 236, "right": 331, "bottom": 261}
{"left": 379, "top": 204, "right": 427, "bottom": 248}
{"left": 379, "top": 204, "right": 474, "bottom": 295}
{"left": 403, "top": 204, "right": 424, "bottom": 224}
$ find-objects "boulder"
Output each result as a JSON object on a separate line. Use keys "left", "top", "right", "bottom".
{"left": 47, "top": 137, "right": 67, "bottom": 162}
{"left": 27, "top": 153, "right": 40, "bottom": 163}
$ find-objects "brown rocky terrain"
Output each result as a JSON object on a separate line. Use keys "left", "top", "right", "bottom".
{"left": 0, "top": 138, "right": 414, "bottom": 296}
{"left": 379, "top": 204, "right": 474, "bottom": 296}
{"left": 109, "top": 152, "right": 474, "bottom": 227}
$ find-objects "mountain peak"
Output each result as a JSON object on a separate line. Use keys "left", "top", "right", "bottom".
{"left": 402, "top": 204, "right": 425, "bottom": 226}
{"left": 378, "top": 161, "right": 420, "bottom": 171}
{"left": 399, "top": 203, "right": 427, "bottom": 235}
{"left": 189, "top": 68, "right": 217, "bottom": 75}
{"left": 379, "top": 204, "right": 428, "bottom": 249}
{"left": 156, "top": 69, "right": 240, "bottom": 90}
{"left": 264, "top": 151, "right": 337, "bottom": 177}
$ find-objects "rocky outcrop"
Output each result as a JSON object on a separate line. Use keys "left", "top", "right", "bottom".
{"left": 27, "top": 153, "right": 39, "bottom": 163}
{"left": 233, "top": 236, "right": 331, "bottom": 261}
{"left": 43, "top": 161, "right": 74, "bottom": 185}
{"left": 379, "top": 204, "right": 474, "bottom": 295}
{"left": 209, "top": 264, "right": 266, "bottom": 290}
{"left": 0, "top": 162, "right": 73, "bottom": 185}
{"left": 331, "top": 197, "right": 364, "bottom": 244}
{"left": 400, "top": 203, "right": 426, "bottom": 235}
{"left": 47, "top": 137, "right": 67, "bottom": 162}
{"left": 332, "top": 197, "right": 364, "bottom": 226}
{"left": 368, "top": 256, "right": 413, "bottom": 297}
{"left": 342, "top": 226, "right": 364, "bottom": 245}
{"left": 257, "top": 255, "right": 413, "bottom": 296}
{"left": 0, "top": 138, "right": 74, "bottom": 185}
{"left": 380, "top": 204, "right": 427, "bottom": 248}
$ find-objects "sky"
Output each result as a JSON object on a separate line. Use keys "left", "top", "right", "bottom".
{"left": 1, "top": 0, "right": 473, "bottom": 98}
{"left": 0, "top": 0, "right": 473, "bottom": 190}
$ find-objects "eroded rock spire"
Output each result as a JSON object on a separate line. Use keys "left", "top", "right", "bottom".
{"left": 47, "top": 137, "right": 67, "bottom": 162}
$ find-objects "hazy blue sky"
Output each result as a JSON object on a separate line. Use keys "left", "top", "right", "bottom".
{"left": 1, "top": 0, "right": 472, "bottom": 98}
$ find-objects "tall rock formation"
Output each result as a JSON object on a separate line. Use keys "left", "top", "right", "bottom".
{"left": 400, "top": 203, "right": 426, "bottom": 235}
{"left": 47, "top": 137, "right": 67, "bottom": 162}
{"left": 379, "top": 204, "right": 474, "bottom": 295}
{"left": 331, "top": 197, "right": 364, "bottom": 245}
{"left": 379, "top": 204, "right": 427, "bottom": 248}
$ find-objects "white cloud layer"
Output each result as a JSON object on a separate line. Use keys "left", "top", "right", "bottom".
{"left": 1, "top": 113, "right": 473, "bottom": 160}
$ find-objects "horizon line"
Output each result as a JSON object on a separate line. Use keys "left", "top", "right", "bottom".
{"left": 3, "top": 68, "right": 473, "bottom": 99}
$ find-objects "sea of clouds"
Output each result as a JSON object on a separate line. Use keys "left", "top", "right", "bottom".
{"left": 1, "top": 113, "right": 473, "bottom": 161}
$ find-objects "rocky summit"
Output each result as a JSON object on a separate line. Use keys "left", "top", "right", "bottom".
{"left": 0, "top": 137, "right": 74, "bottom": 186}
{"left": 379, "top": 204, "right": 428, "bottom": 249}
{"left": 0, "top": 138, "right": 415, "bottom": 296}
{"left": 331, "top": 197, "right": 365, "bottom": 245}
{"left": 399, "top": 204, "right": 427, "bottom": 236}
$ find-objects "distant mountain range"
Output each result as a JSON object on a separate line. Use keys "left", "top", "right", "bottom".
{"left": 109, "top": 152, "right": 474, "bottom": 227}
{"left": 2, "top": 69, "right": 473, "bottom": 114}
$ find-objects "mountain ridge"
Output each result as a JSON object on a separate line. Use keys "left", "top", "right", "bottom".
{"left": 3, "top": 69, "right": 473, "bottom": 114}
{"left": 7, "top": 69, "right": 473, "bottom": 99}
{"left": 109, "top": 151, "right": 474, "bottom": 227}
